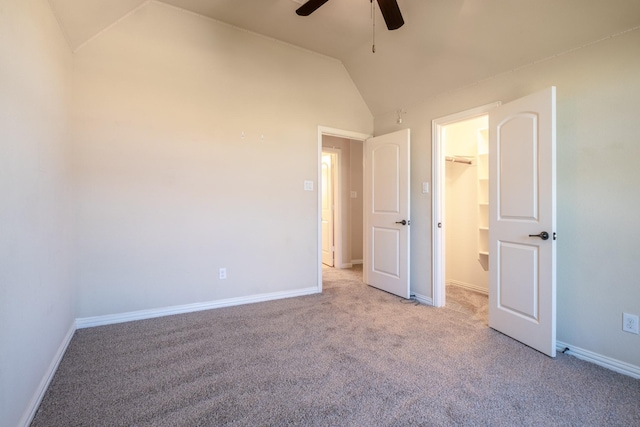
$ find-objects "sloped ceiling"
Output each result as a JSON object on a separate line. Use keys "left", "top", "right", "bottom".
{"left": 49, "top": 0, "right": 640, "bottom": 116}
{"left": 49, "top": 0, "right": 147, "bottom": 51}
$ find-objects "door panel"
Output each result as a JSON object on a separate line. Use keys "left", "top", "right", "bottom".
{"left": 372, "top": 227, "right": 400, "bottom": 277}
{"left": 489, "top": 87, "right": 556, "bottom": 357}
{"left": 498, "top": 242, "right": 538, "bottom": 320}
{"left": 498, "top": 114, "right": 538, "bottom": 219}
{"left": 373, "top": 144, "right": 400, "bottom": 212}
{"left": 364, "top": 129, "right": 410, "bottom": 298}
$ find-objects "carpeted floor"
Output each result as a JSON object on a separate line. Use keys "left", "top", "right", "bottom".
{"left": 445, "top": 283, "right": 489, "bottom": 325}
{"left": 31, "top": 266, "right": 639, "bottom": 426}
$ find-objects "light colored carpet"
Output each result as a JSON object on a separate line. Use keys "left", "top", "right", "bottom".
{"left": 31, "top": 266, "right": 639, "bottom": 426}
{"left": 445, "top": 284, "right": 489, "bottom": 325}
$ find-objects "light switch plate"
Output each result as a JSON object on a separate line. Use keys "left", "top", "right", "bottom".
{"left": 304, "top": 180, "right": 314, "bottom": 191}
{"left": 422, "top": 182, "right": 429, "bottom": 193}
{"left": 351, "top": 191, "right": 357, "bottom": 198}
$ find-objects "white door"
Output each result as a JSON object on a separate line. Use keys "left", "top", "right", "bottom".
{"left": 489, "top": 87, "right": 556, "bottom": 357}
{"left": 364, "top": 129, "right": 411, "bottom": 298}
{"left": 321, "top": 153, "right": 335, "bottom": 266}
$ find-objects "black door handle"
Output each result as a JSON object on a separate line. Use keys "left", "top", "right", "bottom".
{"left": 528, "top": 231, "right": 549, "bottom": 240}
{"left": 395, "top": 220, "right": 409, "bottom": 226}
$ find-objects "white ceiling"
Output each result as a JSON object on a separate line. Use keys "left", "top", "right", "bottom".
{"left": 49, "top": 0, "right": 640, "bottom": 115}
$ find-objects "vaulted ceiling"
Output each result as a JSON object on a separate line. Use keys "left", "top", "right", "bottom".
{"left": 49, "top": 0, "right": 640, "bottom": 115}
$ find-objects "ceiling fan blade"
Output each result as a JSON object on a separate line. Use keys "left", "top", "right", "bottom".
{"left": 296, "top": 0, "right": 331, "bottom": 16}
{"left": 376, "top": 0, "right": 404, "bottom": 30}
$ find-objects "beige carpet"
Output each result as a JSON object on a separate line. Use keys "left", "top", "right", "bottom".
{"left": 445, "top": 283, "right": 489, "bottom": 325}
{"left": 31, "top": 266, "right": 639, "bottom": 426}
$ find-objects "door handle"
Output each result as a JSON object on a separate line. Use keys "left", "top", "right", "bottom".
{"left": 395, "top": 220, "right": 410, "bottom": 226}
{"left": 528, "top": 231, "right": 549, "bottom": 240}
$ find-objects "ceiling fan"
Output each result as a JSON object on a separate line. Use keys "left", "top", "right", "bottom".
{"left": 296, "top": 0, "right": 404, "bottom": 31}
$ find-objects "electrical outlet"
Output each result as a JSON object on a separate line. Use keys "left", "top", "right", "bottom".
{"left": 622, "top": 313, "right": 639, "bottom": 334}
{"left": 219, "top": 268, "right": 227, "bottom": 280}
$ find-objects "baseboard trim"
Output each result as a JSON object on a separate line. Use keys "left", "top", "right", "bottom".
{"left": 20, "top": 320, "right": 76, "bottom": 427}
{"left": 413, "top": 292, "right": 433, "bottom": 306}
{"left": 351, "top": 259, "right": 363, "bottom": 265}
{"left": 76, "top": 287, "right": 320, "bottom": 329}
{"left": 447, "top": 280, "right": 488, "bottom": 295}
{"left": 556, "top": 340, "right": 640, "bottom": 379}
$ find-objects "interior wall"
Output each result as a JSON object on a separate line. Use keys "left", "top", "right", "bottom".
{"left": 0, "top": 1, "right": 74, "bottom": 426}
{"left": 72, "top": 1, "right": 373, "bottom": 318}
{"left": 374, "top": 28, "right": 640, "bottom": 368}
{"left": 349, "top": 141, "right": 364, "bottom": 263}
{"left": 444, "top": 117, "right": 488, "bottom": 292}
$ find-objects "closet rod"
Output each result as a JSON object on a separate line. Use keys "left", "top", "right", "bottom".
{"left": 445, "top": 155, "right": 473, "bottom": 165}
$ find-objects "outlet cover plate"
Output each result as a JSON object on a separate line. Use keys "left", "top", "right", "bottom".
{"left": 622, "top": 313, "right": 639, "bottom": 334}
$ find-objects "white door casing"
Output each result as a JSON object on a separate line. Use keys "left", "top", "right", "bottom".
{"left": 321, "top": 152, "right": 335, "bottom": 266}
{"left": 489, "top": 87, "right": 557, "bottom": 357}
{"left": 431, "top": 102, "right": 501, "bottom": 307}
{"left": 364, "top": 129, "right": 411, "bottom": 299}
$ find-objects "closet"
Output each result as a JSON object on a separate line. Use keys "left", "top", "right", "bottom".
{"left": 444, "top": 116, "right": 489, "bottom": 294}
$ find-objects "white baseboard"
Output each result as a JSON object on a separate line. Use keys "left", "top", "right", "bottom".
{"left": 446, "top": 280, "right": 488, "bottom": 295}
{"left": 338, "top": 263, "right": 353, "bottom": 269}
{"left": 76, "top": 287, "right": 319, "bottom": 329}
{"left": 351, "top": 259, "right": 363, "bottom": 265}
{"left": 20, "top": 320, "right": 76, "bottom": 427}
{"left": 413, "top": 292, "right": 433, "bottom": 306}
{"left": 556, "top": 341, "right": 640, "bottom": 379}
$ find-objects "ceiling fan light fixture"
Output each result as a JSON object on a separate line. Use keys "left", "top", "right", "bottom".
{"left": 294, "top": 0, "right": 404, "bottom": 30}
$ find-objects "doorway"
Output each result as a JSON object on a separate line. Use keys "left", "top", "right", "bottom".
{"left": 444, "top": 116, "right": 489, "bottom": 292}
{"left": 321, "top": 150, "right": 337, "bottom": 267}
{"left": 442, "top": 115, "right": 490, "bottom": 321}
{"left": 432, "top": 103, "right": 500, "bottom": 307}
{"left": 317, "top": 127, "right": 370, "bottom": 292}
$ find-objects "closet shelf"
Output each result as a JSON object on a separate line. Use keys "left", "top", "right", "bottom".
{"left": 477, "top": 127, "right": 489, "bottom": 270}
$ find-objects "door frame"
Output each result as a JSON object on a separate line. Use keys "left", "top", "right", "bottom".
{"left": 321, "top": 148, "right": 339, "bottom": 267}
{"left": 431, "top": 102, "right": 500, "bottom": 307}
{"left": 317, "top": 126, "right": 371, "bottom": 292}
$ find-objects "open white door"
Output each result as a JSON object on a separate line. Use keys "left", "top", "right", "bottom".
{"left": 321, "top": 153, "right": 335, "bottom": 266}
{"left": 364, "top": 129, "right": 410, "bottom": 299}
{"left": 489, "top": 87, "right": 556, "bottom": 357}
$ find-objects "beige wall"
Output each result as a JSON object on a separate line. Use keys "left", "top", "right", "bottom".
{"left": 349, "top": 141, "right": 364, "bottom": 262}
{"left": 72, "top": 2, "right": 373, "bottom": 317}
{"left": 0, "top": 1, "right": 75, "bottom": 426}
{"left": 374, "top": 28, "right": 640, "bottom": 368}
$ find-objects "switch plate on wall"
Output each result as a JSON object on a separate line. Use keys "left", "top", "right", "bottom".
{"left": 219, "top": 268, "right": 227, "bottom": 280}
{"left": 304, "top": 180, "right": 314, "bottom": 191}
